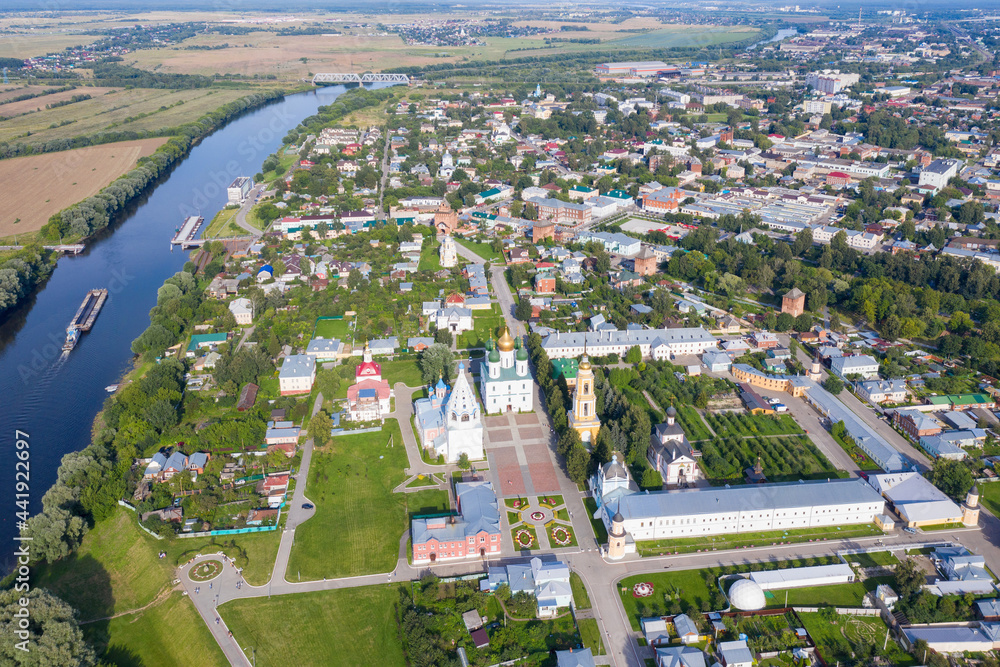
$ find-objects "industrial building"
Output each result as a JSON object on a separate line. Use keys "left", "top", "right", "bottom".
{"left": 227, "top": 176, "right": 253, "bottom": 204}
{"left": 595, "top": 61, "right": 669, "bottom": 78}
{"left": 746, "top": 563, "right": 856, "bottom": 590}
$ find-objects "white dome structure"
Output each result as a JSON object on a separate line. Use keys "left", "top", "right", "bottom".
{"left": 727, "top": 578, "right": 766, "bottom": 611}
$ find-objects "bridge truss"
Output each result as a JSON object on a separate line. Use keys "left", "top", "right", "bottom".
{"left": 312, "top": 73, "right": 409, "bottom": 85}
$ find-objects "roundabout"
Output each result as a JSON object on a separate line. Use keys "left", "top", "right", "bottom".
{"left": 189, "top": 559, "right": 223, "bottom": 582}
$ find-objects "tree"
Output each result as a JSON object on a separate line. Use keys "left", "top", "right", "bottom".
{"left": 931, "top": 459, "right": 973, "bottom": 501}
{"left": 566, "top": 445, "right": 591, "bottom": 484}
{"left": 625, "top": 346, "right": 642, "bottom": 364}
{"left": 457, "top": 452, "right": 471, "bottom": 470}
{"left": 310, "top": 410, "right": 333, "bottom": 446}
{"left": 419, "top": 344, "right": 455, "bottom": 385}
{"left": 823, "top": 376, "right": 844, "bottom": 395}
{"left": 0, "top": 588, "right": 96, "bottom": 666}
{"left": 894, "top": 557, "right": 925, "bottom": 600}
{"left": 434, "top": 328, "right": 453, "bottom": 346}
{"left": 775, "top": 312, "right": 794, "bottom": 331}
{"left": 515, "top": 299, "right": 532, "bottom": 321}
{"left": 793, "top": 313, "right": 812, "bottom": 332}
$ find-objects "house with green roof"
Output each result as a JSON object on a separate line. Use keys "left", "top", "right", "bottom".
{"left": 187, "top": 332, "right": 229, "bottom": 355}
{"left": 927, "top": 394, "right": 992, "bottom": 409}
{"left": 551, "top": 358, "right": 579, "bottom": 388}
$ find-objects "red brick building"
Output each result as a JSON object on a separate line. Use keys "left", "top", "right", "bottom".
{"left": 631, "top": 246, "right": 658, "bottom": 276}
{"left": 535, "top": 273, "right": 556, "bottom": 294}
{"left": 826, "top": 171, "right": 851, "bottom": 187}
{"left": 411, "top": 481, "right": 500, "bottom": 564}
{"left": 533, "top": 220, "right": 555, "bottom": 243}
{"left": 782, "top": 288, "right": 806, "bottom": 317}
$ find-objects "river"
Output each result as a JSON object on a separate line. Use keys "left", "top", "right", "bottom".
{"left": 748, "top": 27, "right": 798, "bottom": 49}
{"left": 0, "top": 83, "right": 372, "bottom": 569}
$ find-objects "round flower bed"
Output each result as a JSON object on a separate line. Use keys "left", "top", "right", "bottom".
{"left": 632, "top": 582, "right": 654, "bottom": 598}
{"left": 190, "top": 559, "right": 223, "bottom": 582}
{"left": 529, "top": 511, "right": 545, "bottom": 521}
{"left": 513, "top": 528, "right": 535, "bottom": 548}
{"left": 550, "top": 525, "right": 573, "bottom": 546}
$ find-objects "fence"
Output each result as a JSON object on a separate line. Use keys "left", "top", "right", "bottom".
{"left": 177, "top": 502, "right": 284, "bottom": 539}
{"left": 118, "top": 500, "right": 164, "bottom": 540}
{"left": 330, "top": 425, "right": 383, "bottom": 437}
{"left": 792, "top": 606, "right": 880, "bottom": 616}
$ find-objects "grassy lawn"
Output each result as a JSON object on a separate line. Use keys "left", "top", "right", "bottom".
{"left": 313, "top": 316, "right": 352, "bottom": 340}
{"left": 919, "top": 522, "right": 967, "bottom": 532}
{"left": 287, "top": 419, "right": 412, "bottom": 579}
{"left": 636, "top": 524, "right": 881, "bottom": 557}
{"left": 582, "top": 497, "right": 609, "bottom": 543}
{"left": 831, "top": 431, "right": 882, "bottom": 472}
{"left": 33, "top": 508, "right": 173, "bottom": 620}
{"left": 166, "top": 531, "right": 282, "bottom": 586}
{"left": 548, "top": 522, "right": 578, "bottom": 548}
{"left": 419, "top": 239, "right": 443, "bottom": 272}
{"left": 221, "top": 585, "right": 406, "bottom": 667}
{"left": 455, "top": 238, "right": 503, "bottom": 262}
{"left": 766, "top": 582, "right": 868, "bottom": 608}
{"left": 203, "top": 206, "right": 239, "bottom": 238}
{"left": 619, "top": 570, "right": 716, "bottom": 630}
{"left": 676, "top": 406, "right": 714, "bottom": 441}
{"left": 512, "top": 525, "right": 539, "bottom": 550}
{"left": 32, "top": 508, "right": 225, "bottom": 666}
{"left": 978, "top": 482, "right": 1000, "bottom": 518}
{"left": 798, "top": 612, "right": 917, "bottom": 667}
{"left": 458, "top": 309, "right": 507, "bottom": 349}
{"left": 571, "top": 571, "right": 592, "bottom": 610}
{"left": 843, "top": 551, "right": 899, "bottom": 567}
{"left": 380, "top": 358, "right": 424, "bottom": 387}
{"left": 405, "top": 473, "right": 438, "bottom": 488}
{"left": 405, "top": 489, "right": 451, "bottom": 519}
{"left": 85, "top": 590, "right": 227, "bottom": 667}
{"left": 578, "top": 617, "right": 606, "bottom": 655}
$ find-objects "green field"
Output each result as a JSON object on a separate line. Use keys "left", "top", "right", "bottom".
{"left": 379, "top": 358, "right": 424, "bottom": 387}
{"left": 609, "top": 27, "right": 759, "bottom": 49}
{"left": 797, "top": 612, "right": 917, "bottom": 667}
{"left": 455, "top": 238, "right": 503, "bottom": 262}
{"left": 222, "top": 585, "right": 406, "bottom": 667}
{"left": 313, "top": 316, "right": 353, "bottom": 340}
{"left": 32, "top": 508, "right": 225, "bottom": 666}
{"left": 578, "top": 617, "right": 606, "bottom": 656}
{"left": 87, "top": 590, "right": 227, "bottom": 667}
{"left": 619, "top": 570, "right": 716, "bottom": 630}
{"left": 287, "top": 420, "right": 445, "bottom": 579}
{"left": 979, "top": 483, "right": 1000, "bottom": 518}
{"left": 675, "top": 406, "right": 714, "bottom": 441}
{"left": 458, "top": 307, "right": 507, "bottom": 348}
{"left": 571, "top": 571, "right": 592, "bottom": 609}
{"left": 419, "top": 239, "right": 443, "bottom": 272}
{"left": 636, "top": 524, "right": 881, "bottom": 557}
{"left": 582, "top": 497, "right": 609, "bottom": 544}
{"left": 33, "top": 508, "right": 173, "bottom": 620}
{"left": 843, "top": 551, "right": 899, "bottom": 568}
{"left": 204, "top": 206, "right": 241, "bottom": 238}
{"left": 0, "top": 87, "right": 255, "bottom": 144}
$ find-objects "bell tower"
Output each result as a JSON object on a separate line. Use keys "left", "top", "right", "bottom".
{"left": 962, "top": 485, "right": 980, "bottom": 527}
{"left": 568, "top": 347, "right": 601, "bottom": 443}
{"left": 607, "top": 509, "right": 627, "bottom": 560}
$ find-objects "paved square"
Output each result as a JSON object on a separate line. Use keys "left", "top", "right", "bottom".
{"left": 485, "top": 415, "right": 509, "bottom": 428}
{"left": 524, "top": 444, "right": 560, "bottom": 493}
{"left": 489, "top": 428, "right": 514, "bottom": 443}
{"left": 519, "top": 426, "right": 545, "bottom": 441}
{"left": 492, "top": 447, "right": 526, "bottom": 496}
{"left": 515, "top": 413, "right": 540, "bottom": 426}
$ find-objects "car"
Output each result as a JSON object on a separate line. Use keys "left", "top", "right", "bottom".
{"left": 302, "top": 503, "right": 314, "bottom": 510}
{"left": 903, "top": 527, "right": 917, "bottom": 534}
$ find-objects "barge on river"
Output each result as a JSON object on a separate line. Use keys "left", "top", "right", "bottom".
{"left": 63, "top": 289, "right": 108, "bottom": 353}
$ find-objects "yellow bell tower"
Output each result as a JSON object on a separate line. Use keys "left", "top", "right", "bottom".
{"left": 568, "top": 349, "right": 601, "bottom": 443}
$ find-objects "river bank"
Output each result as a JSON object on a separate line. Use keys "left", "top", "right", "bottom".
{"left": 0, "top": 84, "right": 370, "bottom": 571}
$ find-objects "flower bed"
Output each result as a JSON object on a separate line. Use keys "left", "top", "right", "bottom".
{"left": 538, "top": 495, "right": 564, "bottom": 508}
{"left": 550, "top": 524, "right": 576, "bottom": 547}
{"left": 632, "top": 582, "right": 654, "bottom": 598}
{"left": 529, "top": 511, "right": 546, "bottom": 521}
{"left": 190, "top": 559, "right": 223, "bottom": 582}
{"left": 511, "top": 526, "right": 538, "bottom": 550}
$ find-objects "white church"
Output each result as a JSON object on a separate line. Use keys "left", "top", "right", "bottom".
{"left": 480, "top": 328, "right": 534, "bottom": 414}
{"left": 414, "top": 362, "right": 485, "bottom": 462}
{"left": 439, "top": 235, "right": 457, "bottom": 268}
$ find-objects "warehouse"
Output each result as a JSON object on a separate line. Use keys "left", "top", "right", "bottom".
{"left": 595, "top": 61, "right": 669, "bottom": 77}
{"left": 747, "top": 563, "right": 855, "bottom": 591}
{"left": 868, "top": 472, "right": 964, "bottom": 527}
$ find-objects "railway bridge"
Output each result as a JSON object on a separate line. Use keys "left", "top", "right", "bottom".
{"left": 311, "top": 72, "right": 409, "bottom": 85}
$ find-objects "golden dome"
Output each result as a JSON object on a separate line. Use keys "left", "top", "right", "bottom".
{"left": 497, "top": 327, "right": 515, "bottom": 352}
{"left": 579, "top": 355, "right": 591, "bottom": 371}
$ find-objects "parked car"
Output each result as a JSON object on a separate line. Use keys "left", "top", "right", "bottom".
{"left": 302, "top": 503, "right": 314, "bottom": 510}
{"left": 903, "top": 527, "right": 917, "bottom": 534}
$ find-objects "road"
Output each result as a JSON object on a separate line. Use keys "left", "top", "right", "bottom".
{"left": 789, "top": 340, "right": 932, "bottom": 472}
{"left": 233, "top": 185, "right": 264, "bottom": 237}
{"left": 377, "top": 131, "right": 391, "bottom": 219}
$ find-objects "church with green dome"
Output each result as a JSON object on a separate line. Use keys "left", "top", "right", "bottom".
{"left": 480, "top": 327, "right": 534, "bottom": 414}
